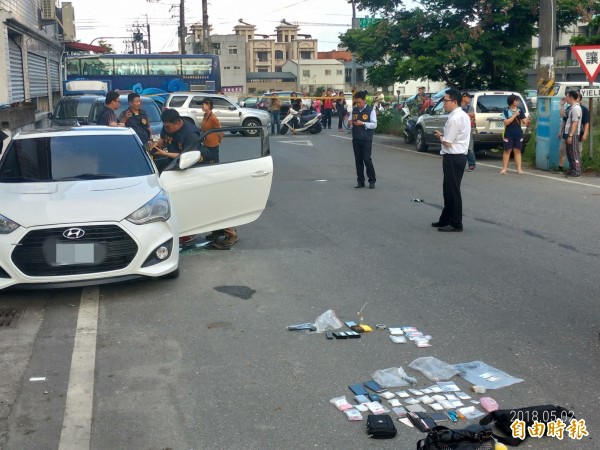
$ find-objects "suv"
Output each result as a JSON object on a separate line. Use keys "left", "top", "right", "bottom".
{"left": 163, "top": 92, "right": 270, "bottom": 137}
{"left": 414, "top": 91, "right": 530, "bottom": 153}
{"left": 49, "top": 94, "right": 163, "bottom": 140}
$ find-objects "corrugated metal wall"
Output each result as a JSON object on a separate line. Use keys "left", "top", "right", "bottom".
{"left": 28, "top": 52, "right": 48, "bottom": 97}
{"left": 8, "top": 38, "right": 24, "bottom": 102}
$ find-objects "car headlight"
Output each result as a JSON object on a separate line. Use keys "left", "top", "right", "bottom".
{"left": 126, "top": 190, "right": 171, "bottom": 225}
{"left": 0, "top": 214, "right": 20, "bottom": 234}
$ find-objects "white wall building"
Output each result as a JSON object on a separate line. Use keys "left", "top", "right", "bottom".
{"left": 282, "top": 59, "right": 345, "bottom": 93}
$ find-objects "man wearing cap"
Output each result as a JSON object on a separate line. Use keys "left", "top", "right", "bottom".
{"left": 350, "top": 90, "right": 377, "bottom": 189}
{"left": 432, "top": 88, "right": 470, "bottom": 232}
{"left": 460, "top": 92, "right": 476, "bottom": 171}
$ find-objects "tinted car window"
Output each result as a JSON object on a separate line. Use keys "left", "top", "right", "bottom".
{"left": 0, "top": 135, "right": 153, "bottom": 182}
{"left": 213, "top": 98, "right": 234, "bottom": 109}
{"left": 475, "top": 95, "right": 510, "bottom": 113}
{"left": 53, "top": 97, "right": 96, "bottom": 124}
{"left": 167, "top": 96, "right": 188, "bottom": 108}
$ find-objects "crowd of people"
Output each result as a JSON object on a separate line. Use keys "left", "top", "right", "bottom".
{"left": 97, "top": 84, "right": 590, "bottom": 246}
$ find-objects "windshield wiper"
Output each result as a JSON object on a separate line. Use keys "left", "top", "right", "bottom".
{"left": 58, "top": 173, "right": 120, "bottom": 180}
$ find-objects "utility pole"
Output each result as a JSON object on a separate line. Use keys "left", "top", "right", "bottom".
{"left": 202, "top": 0, "right": 209, "bottom": 53}
{"left": 350, "top": 0, "right": 357, "bottom": 90}
{"left": 146, "top": 15, "right": 151, "bottom": 54}
{"left": 536, "top": 0, "right": 556, "bottom": 95}
{"left": 179, "top": 0, "right": 186, "bottom": 54}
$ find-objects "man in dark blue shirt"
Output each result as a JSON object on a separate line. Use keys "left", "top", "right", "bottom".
{"left": 350, "top": 90, "right": 377, "bottom": 188}
{"left": 118, "top": 93, "right": 153, "bottom": 150}
{"left": 153, "top": 109, "right": 202, "bottom": 160}
{"left": 97, "top": 91, "right": 121, "bottom": 127}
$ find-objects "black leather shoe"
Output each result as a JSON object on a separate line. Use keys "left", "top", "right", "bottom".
{"left": 368, "top": 183, "right": 375, "bottom": 189}
{"left": 355, "top": 184, "right": 365, "bottom": 188}
{"left": 438, "top": 225, "right": 463, "bottom": 232}
{"left": 431, "top": 222, "right": 445, "bottom": 228}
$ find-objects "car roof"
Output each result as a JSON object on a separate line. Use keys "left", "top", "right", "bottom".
{"left": 14, "top": 126, "right": 137, "bottom": 139}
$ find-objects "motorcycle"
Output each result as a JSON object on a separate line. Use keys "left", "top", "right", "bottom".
{"left": 400, "top": 105, "right": 417, "bottom": 144}
{"left": 280, "top": 108, "right": 323, "bottom": 135}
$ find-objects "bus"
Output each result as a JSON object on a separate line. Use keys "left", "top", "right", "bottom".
{"left": 65, "top": 54, "right": 221, "bottom": 103}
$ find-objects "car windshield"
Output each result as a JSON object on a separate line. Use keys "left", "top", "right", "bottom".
{"left": 476, "top": 95, "right": 512, "bottom": 113}
{"left": 53, "top": 97, "right": 95, "bottom": 123}
{"left": 0, "top": 134, "right": 153, "bottom": 182}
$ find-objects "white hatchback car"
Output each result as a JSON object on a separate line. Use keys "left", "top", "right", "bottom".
{"left": 0, "top": 126, "right": 273, "bottom": 290}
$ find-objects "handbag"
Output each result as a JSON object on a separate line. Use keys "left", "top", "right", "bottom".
{"left": 417, "top": 424, "right": 495, "bottom": 450}
{"left": 366, "top": 414, "right": 397, "bottom": 439}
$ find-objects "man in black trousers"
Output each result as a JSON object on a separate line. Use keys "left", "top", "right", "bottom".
{"left": 432, "top": 88, "right": 470, "bottom": 231}
{"left": 350, "top": 90, "right": 377, "bottom": 189}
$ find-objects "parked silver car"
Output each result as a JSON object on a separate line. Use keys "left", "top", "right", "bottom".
{"left": 414, "top": 91, "right": 531, "bottom": 153}
{"left": 164, "top": 92, "right": 270, "bottom": 137}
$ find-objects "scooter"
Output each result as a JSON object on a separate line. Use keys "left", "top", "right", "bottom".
{"left": 400, "top": 106, "right": 417, "bottom": 144}
{"left": 280, "top": 108, "right": 323, "bottom": 135}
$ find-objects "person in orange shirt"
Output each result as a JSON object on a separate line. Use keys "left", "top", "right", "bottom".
{"left": 199, "top": 97, "right": 224, "bottom": 164}
{"left": 199, "top": 98, "right": 238, "bottom": 249}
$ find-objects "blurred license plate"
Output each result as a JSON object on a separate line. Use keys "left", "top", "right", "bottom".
{"left": 495, "top": 121, "right": 504, "bottom": 128}
{"left": 55, "top": 243, "right": 95, "bottom": 265}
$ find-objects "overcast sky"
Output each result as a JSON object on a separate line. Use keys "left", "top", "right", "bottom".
{"left": 65, "top": 0, "right": 363, "bottom": 53}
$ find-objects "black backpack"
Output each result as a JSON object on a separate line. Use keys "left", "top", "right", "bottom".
{"left": 417, "top": 424, "right": 495, "bottom": 450}
{"left": 479, "top": 404, "right": 574, "bottom": 446}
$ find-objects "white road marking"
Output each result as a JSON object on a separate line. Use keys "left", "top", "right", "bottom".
{"left": 58, "top": 286, "right": 99, "bottom": 450}
{"left": 332, "top": 135, "right": 600, "bottom": 190}
{"left": 279, "top": 139, "right": 314, "bottom": 147}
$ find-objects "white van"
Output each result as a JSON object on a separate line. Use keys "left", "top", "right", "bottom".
{"left": 554, "top": 81, "right": 600, "bottom": 97}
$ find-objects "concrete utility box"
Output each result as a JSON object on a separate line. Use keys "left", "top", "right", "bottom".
{"left": 535, "top": 96, "right": 567, "bottom": 171}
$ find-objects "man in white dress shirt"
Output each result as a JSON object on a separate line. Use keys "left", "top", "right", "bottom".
{"left": 432, "top": 88, "right": 470, "bottom": 232}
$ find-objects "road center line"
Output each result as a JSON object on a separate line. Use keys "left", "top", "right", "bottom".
{"left": 331, "top": 135, "right": 600, "bottom": 190}
{"left": 58, "top": 286, "right": 99, "bottom": 450}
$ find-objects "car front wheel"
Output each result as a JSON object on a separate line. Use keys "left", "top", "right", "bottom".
{"left": 415, "top": 128, "right": 428, "bottom": 152}
{"left": 242, "top": 118, "right": 260, "bottom": 137}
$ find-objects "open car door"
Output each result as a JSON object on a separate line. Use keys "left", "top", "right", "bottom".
{"left": 160, "top": 127, "right": 273, "bottom": 236}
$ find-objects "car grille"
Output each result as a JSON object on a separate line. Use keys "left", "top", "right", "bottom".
{"left": 12, "top": 225, "right": 138, "bottom": 277}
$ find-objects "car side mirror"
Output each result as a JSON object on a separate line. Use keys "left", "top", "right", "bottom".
{"left": 47, "top": 112, "right": 53, "bottom": 119}
{"left": 179, "top": 150, "right": 201, "bottom": 169}
{"left": 229, "top": 105, "right": 236, "bottom": 110}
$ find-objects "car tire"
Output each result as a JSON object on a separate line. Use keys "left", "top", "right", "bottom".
{"left": 161, "top": 268, "right": 179, "bottom": 279}
{"left": 415, "top": 128, "right": 428, "bottom": 152}
{"left": 279, "top": 125, "right": 289, "bottom": 135}
{"left": 242, "top": 118, "right": 260, "bottom": 137}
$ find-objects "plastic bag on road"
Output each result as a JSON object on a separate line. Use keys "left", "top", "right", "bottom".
{"left": 452, "top": 361, "right": 524, "bottom": 389}
{"left": 408, "top": 356, "right": 459, "bottom": 381}
{"left": 371, "top": 367, "right": 417, "bottom": 388}
{"left": 314, "top": 309, "right": 343, "bottom": 333}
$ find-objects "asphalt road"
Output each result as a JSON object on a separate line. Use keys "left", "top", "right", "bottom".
{"left": 0, "top": 128, "right": 598, "bottom": 450}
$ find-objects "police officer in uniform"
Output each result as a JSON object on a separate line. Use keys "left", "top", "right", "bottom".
{"left": 119, "top": 93, "right": 153, "bottom": 151}
{"left": 350, "top": 90, "right": 377, "bottom": 188}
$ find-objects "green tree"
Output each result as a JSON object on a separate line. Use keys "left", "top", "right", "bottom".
{"left": 341, "top": 0, "right": 600, "bottom": 90}
{"left": 97, "top": 40, "right": 115, "bottom": 54}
